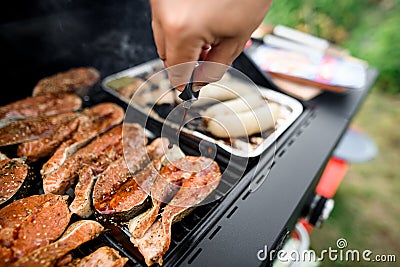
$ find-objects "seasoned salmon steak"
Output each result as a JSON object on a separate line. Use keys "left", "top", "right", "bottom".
{"left": 43, "top": 123, "right": 145, "bottom": 195}
{"left": 130, "top": 156, "right": 222, "bottom": 266}
{"left": 0, "top": 194, "right": 71, "bottom": 265}
{"left": 0, "top": 93, "right": 81, "bottom": 125}
{"left": 17, "top": 116, "right": 80, "bottom": 162}
{"left": 32, "top": 67, "right": 100, "bottom": 96}
{"left": 92, "top": 138, "right": 169, "bottom": 221}
{"left": 21, "top": 102, "right": 123, "bottom": 164}
{"left": 66, "top": 246, "right": 128, "bottom": 267}
{"left": 69, "top": 124, "right": 146, "bottom": 218}
{"left": 42, "top": 125, "right": 123, "bottom": 194}
{"left": 12, "top": 220, "right": 104, "bottom": 267}
{"left": 0, "top": 154, "right": 31, "bottom": 206}
{"left": 0, "top": 112, "right": 78, "bottom": 147}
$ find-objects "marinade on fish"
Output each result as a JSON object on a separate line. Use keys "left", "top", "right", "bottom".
{"left": 42, "top": 125, "right": 125, "bottom": 194}
{"left": 36, "top": 103, "right": 124, "bottom": 171}
{"left": 0, "top": 154, "right": 33, "bottom": 207}
{"left": 11, "top": 220, "right": 104, "bottom": 267}
{"left": 32, "top": 67, "right": 100, "bottom": 96}
{"left": 130, "top": 156, "right": 222, "bottom": 266}
{"left": 65, "top": 246, "right": 128, "bottom": 267}
{"left": 0, "top": 112, "right": 78, "bottom": 147}
{"left": 17, "top": 117, "right": 80, "bottom": 162}
{"left": 0, "top": 194, "right": 71, "bottom": 265}
{"left": 93, "top": 138, "right": 169, "bottom": 222}
{"left": 0, "top": 93, "right": 81, "bottom": 126}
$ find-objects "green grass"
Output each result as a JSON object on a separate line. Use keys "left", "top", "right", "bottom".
{"left": 260, "top": 2, "right": 400, "bottom": 264}
{"left": 264, "top": 0, "right": 400, "bottom": 94}
{"left": 310, "top": 88, "right": 400, "bottom": 266}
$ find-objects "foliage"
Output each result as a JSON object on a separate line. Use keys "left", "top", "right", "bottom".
{"left": 311, "top": 90, "right": 400, "bottom": 267}
{"left": 264, "top": 0, "right": 400, "bottom": 93}
{"left": 264, "top": 2, "right": 400, "bottom": 265}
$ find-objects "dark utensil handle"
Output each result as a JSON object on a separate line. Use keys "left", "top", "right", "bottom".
{"left": 178, "top": 70, "right": 199, "bottom": 102}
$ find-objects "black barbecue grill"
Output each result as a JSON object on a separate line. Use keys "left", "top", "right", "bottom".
{"left": 1, "top": 1, "right": 378, "bottom": 266}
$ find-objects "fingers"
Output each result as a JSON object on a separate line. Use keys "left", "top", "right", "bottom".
{"left": 152, "top": 18, "right": 202, "bottom": 91}
{"left": 164, "top": 37, "right": 247, "bottom": 92}
{"left": 194, "top": 37, "right": 247, "bottom": 85}
{"left": 152, "top": 24, "right": 247, "bottom": 93}
{"left": 165, "top": 61, "right": 198, "bottom": 92}
{"left": 163, "top": 35, "right": 204, "bottom": 91}
{"left": 148, "top": 0, "right": 272, "bottom": 93}
{"left": 151, "top": 20, "right": 166, "bottom": 61}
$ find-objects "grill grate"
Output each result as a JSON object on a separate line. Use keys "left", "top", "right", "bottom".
{"left": 99, "top": 200, "right": 220, "bottom": 266}
{"left": 94, "top": 141, "right": 255, "bottom": 267}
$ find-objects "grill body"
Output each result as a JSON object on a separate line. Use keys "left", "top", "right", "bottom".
{"left": 0, "top": 1, "right": 377, "bottom": 266}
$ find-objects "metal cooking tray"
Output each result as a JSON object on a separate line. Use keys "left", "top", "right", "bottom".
{"left": 101, "top": 59, "right": 303, "bottom": 158}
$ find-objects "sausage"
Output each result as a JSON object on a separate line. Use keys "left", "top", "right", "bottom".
{"left": 206, "top": 102, "right": 280, "bottom": 138}
{"left": 201, "top": 93, "right": 267, "bottom": 118}
{"left": 188, "top": 74, "right": 255, "bottom": 107}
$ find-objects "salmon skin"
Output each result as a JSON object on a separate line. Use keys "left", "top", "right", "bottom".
{"left": 0, "top": 94, "right": 81, "bottom": 127}
{"left": 92, "top": 138, "right": 169, "bottom": 222}
{"left": 128, "top": 144, "right": 186, "bottom": 239}
{"left": 70, "top": 123, "right": 143, "bottom": 218}
{"left": 0, "top": 154, "right": 33, "bottom": 207}
{"left": 42, "top": 124, "right": 125, "bottom": 195}
{"left": 0, "top": 112, "right": 78, "bottom": 147}
{"left": 11, "top": 220, "right": 104, "bottom": 267}
{"left": 69, "top": 166, "right": 98, "bottom": 218}
{"left": 32, "top": 67, "right": 100, "bottom": 96}
{"left": 128, "top": 150, "right": 185, "bottom": 240}
{"left": 129, "top": 156, "right": 222, "bottom": 266}
{"left": 92, "top": 157, "right": 150, "bottom": 222}
{"left": 69, "top": 123, "right": 147, "bottom": 218}
{"left": 0, "top": 194, "right": 71, "bottom": 265}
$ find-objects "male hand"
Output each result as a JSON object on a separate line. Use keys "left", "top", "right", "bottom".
{"left": 149, "top": 0, "right": 273, "bottom": 91}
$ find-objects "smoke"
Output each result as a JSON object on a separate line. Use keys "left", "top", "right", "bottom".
{"left": 0, "top": 0, "right": 157, "bottom": 105}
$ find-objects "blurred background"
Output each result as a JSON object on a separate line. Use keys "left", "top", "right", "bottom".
{"left": 264, "top": 0, "right": 399, "bottom": 266}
